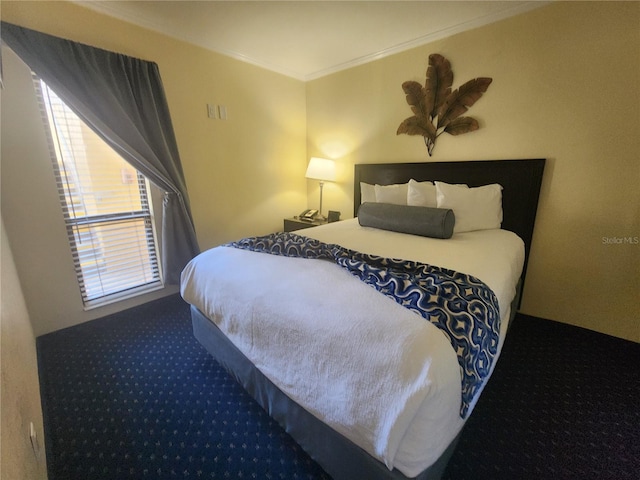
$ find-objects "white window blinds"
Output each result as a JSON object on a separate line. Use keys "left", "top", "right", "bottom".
{"left": 36, "top": 78, "right": 162, "bottom": 308}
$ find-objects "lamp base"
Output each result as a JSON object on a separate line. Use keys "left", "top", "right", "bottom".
{"left": 316, "top": 181, "right": 326, "bottom": 222}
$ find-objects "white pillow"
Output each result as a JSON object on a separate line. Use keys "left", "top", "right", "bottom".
{"left": 360, "top": 182, "right": 376, "bottom": 204}
{"left": 374, "top": 183, "right": 408, "bottom": 205}
{"left": 435, "top": 181, "right": 503, "bottom": 233}
{"left": 407, "top": 179, "right": 437, "bottom": 208}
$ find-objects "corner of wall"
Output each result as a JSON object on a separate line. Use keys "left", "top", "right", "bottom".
{"left": 1, "top": 218, "right": 49, "bottom": 479}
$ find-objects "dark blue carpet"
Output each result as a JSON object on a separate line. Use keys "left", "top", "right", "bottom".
{"left": 37, "top": 294, "right": 330, "bottom": 480}
{"left": 37, "top": 294, "right": 639, "bottom": 479}
{"left": 443, "top": 313, "right": 639, "bottom": 480}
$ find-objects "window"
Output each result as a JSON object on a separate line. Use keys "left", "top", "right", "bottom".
{"left": 36, "top": 78, "right": 162, "bottom": 308}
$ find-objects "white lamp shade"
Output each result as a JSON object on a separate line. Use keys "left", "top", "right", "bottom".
{"left": 305, "top": 157, "right": 336, "bottom": 182}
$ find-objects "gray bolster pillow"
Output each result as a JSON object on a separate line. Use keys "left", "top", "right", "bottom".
{"left": 357, "top": 202, "right": 455, "bottom": 239}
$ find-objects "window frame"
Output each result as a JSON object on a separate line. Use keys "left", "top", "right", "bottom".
{"left": 35, "top": 76, "right": 164, "bottom": 309}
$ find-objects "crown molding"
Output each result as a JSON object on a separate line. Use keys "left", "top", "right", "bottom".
{"left": 303, "top": 1, "right": 549, "bottom": 81}
{"left": 75, "top": 1, "right": 548, "bottom": 82}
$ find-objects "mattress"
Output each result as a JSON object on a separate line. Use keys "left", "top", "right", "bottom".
{"left": 180, "top": 219, "right": 525, "bottom": 477}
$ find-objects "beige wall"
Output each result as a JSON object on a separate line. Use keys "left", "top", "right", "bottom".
{"left": 307, "top": 1, "right": 639, "bottom": 342}
{"left": 1, "top": 1, "right": 638, "bottom": 343}
{"left": 1, "top": 219, "right": 48, "bottom": 480}
{"left": 1, "top": 1, "right": 307, "bottom": 335}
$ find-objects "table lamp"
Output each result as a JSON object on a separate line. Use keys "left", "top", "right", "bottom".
{"left": 305, "top": 157, "right": 336, "bottom": 221}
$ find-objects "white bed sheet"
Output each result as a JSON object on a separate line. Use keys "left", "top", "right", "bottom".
{"left": 303, "top": 219, "right": 524, "bottom": 324}
{"left": 181, "top": 220, "right": 524, "bottom": 477}
{"left": 304, "top": 220, "right": 525, "bottom": 474}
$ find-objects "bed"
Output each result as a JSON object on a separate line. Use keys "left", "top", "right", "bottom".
{"left": 181, "top": 159, "right": 545, "bottom": 480}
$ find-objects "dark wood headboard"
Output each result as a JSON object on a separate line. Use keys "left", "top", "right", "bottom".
{"left": 354, "top": 159, "right": 545, "bottom": 288}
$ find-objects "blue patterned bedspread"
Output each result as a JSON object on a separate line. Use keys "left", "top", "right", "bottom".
{"left": 228, "top": 232, "right": 500, "bottom": 418}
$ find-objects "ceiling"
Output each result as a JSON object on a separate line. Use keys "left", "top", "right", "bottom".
{"left": 78, "top": 1, "right": 545, "bottom": 81}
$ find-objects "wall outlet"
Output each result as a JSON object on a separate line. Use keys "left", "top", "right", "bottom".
{"left": 218, "top": 105, "right": 227, "bottom": 120}
{"left": 29, "top": 421, "right": 40, "bottom": 456}
{"left": 206, "top": 103, "right": 217, "bottom": 119}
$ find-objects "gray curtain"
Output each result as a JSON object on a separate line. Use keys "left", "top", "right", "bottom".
{"left": 1, "top": 22, "right": 199, "bottom": 284}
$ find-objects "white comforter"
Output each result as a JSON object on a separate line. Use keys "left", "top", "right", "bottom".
{"left": 180, "top": 219, "right": 524, "bottom": 477}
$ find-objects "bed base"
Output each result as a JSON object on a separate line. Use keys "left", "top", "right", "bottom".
{"left": 191, "top": 305, "right": 461, "bottom": 480}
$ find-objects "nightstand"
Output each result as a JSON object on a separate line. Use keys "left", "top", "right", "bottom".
{"left": 283, "top": 217, "right": 327, "bottom": 232}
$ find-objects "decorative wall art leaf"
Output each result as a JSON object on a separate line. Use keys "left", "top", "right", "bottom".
{"left": 397, "top": 54, "right": 492, "bottom": 156}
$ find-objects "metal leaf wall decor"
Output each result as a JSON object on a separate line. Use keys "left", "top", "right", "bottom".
{"left": 397, "top": 54, "right": 492, "bottom": 156}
